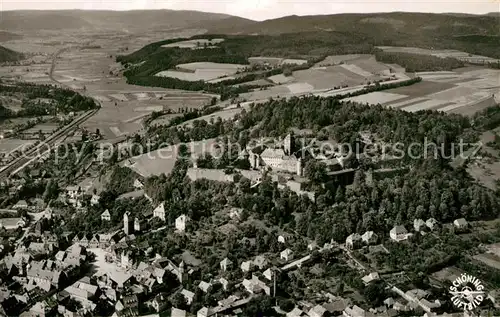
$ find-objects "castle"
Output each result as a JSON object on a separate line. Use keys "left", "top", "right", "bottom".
{"left": 246, "top": 133, "right": 303, "bottom": 176}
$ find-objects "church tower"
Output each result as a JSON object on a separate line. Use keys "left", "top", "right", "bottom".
{"left": 124, "top": 212, "right": 132, "bottom": 235}
{"left": 284, "top": 133, "right": 294, "bottom": 155}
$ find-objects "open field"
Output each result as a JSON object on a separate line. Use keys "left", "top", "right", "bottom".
{"left": 156, "top": 62, "right": 246, "bottom": 82}
{"left": 473, "top": 253, "right": 500, "bottom": 270}
{"left": 161, "top": 38, "right": 225, "bottom": 49}
{"left": 0, "top": 139, "right": 35, "bottom": 154}
{"left": 349, "top": 66, "right": 500, "bottom": 115}
{"left": 122, "top": 138, "right": 221, "bottom": 177}
{"left": 315, "top": 54, "right": 369, "bottom": 66}
{"left": 345, "top": 91, "right": 407, "bottom": 105}
{"left": 268, "top": 74, "right": 293, "bottom": 84}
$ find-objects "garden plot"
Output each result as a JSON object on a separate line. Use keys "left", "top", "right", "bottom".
{"left": 345, "top": 92, "right": 407, "bottom": 105}
{"left": 161, "top": 38, "right": 225, "bottom": 49}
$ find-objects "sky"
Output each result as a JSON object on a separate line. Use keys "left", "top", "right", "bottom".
{"left": 1, "top": 0, "right": 499, "bottom": 21}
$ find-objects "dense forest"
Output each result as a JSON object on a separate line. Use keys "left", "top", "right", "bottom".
{"left": 374, "top": 50, "right": 465, "bottom": 72}
{"left": 0, "top": 45, "right": 24, "bottom": 63}
{"left": 0, "top": 82, "right": 98, "bottom": 119}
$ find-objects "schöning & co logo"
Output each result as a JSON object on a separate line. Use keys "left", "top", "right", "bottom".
{"left": 449, "top": 273, "right": 485, "bottom": 311}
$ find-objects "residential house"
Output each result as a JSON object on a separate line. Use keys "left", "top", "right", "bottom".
{"left": 263, "top": 268, "right": 273, "bottom": 281}
{"left": 98, "top": 234, "right": 112, "bottom": 248}
{"left": 307, "top": 241, "right": 318, "bottom": 251}
{"left": 345, "top": 233, "right": 362, "bottom": 250}
{"left": 229, "top": 208, "right": 242, "bottom": 221}
{"left": 453, "top": 218, "right": 468, "bottom": 230}
{"left": 175, "top": 215, "right": 190, "bottom": 232}
{"left": 242, "top": 274, "right": 271, "bottom": 296}
{"left": 390, "top": 225, "right": 411, "bottom": 242}
{"left": 0, "top": 217, "right": 26, "bottom": 230}
{"left": 198, "top": 281, "right": 212, "bottom": 293}
{"left": 133, "top": 179, "right": 144, "bottom": 190}
{"left": 181, "top": 289, "right": 195, "bottom": 305}
{"left": 172, "top": 308, "right": 187, "bottom": 317}
{"left": 308, "top": 304, "right": 327, "bottom": 317}
{"left": 153, "top": 203, "right": 166, "bottom": 221}
{"left": 413, "top": 219, "right": 426, "bottom": 232}
{"left": 220, "top": 258, "right": 233, "bottom": 272}
{"left": 13, "top": 200, "right": 29, "bottom": 210}
{"left": 278, "top": 235, "right": 287, "bottom": 244}
{"left": 79, "top": 235, "right": 89, "bottom": 247}
{"left": 219, "top": 278, "right": 229, "bottom": 291}
{"left": 66, "top": 186, "right": 81, "bottom": 199}
{"left": 241, "top": 260, "right": 254, "bottom": 272}
{"left": 101, "top": 210, "right": 111, "bottom": 221}
{"left": 90, "top": 195, "right": 100, "bottom": 206}
{"left": 253, "top": 255, "right": 269, "bottom": 269}
{"left": 426, "top": 218, "right": 438, "bottom": 231}
{"left": 343, "top": 305, "right": 374, "bottom": 317}
{"left": 197, "top": 307, "right": 214, "bottom": 317}
{"left": 89, "top": 235, "right": 100, "bottom": 249}
{"left": 151, "top": 293, "right": 168, "bottom": 312}
{"left": 287, "top": 307, "right": 305, "bottom": 317}
{"left": 361, "top": 231, "right": 378, "bottom": 245}
{"left": 362, "top": 272, "right": 380, "bottom": 285}
{"left": 280, "top": 248, "right": 294, "bottom": 261}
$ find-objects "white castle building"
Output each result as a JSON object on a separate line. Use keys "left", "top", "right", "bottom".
{"left": 247, "top": 133, "right": 303, "bottom": 176}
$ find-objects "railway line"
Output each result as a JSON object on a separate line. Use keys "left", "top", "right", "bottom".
{"left": 0, "top": 109, "right": 98, "bottom": 180}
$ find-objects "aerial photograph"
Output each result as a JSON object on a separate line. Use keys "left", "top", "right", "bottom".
{"left": 0, "top": 0, "right": 499, "bottom": 316}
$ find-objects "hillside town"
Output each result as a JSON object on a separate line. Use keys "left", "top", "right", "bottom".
{"left": 1, "top": 4, "right": 500, "bottom": 317}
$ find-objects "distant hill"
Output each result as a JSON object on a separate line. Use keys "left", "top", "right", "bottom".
{"left": 0, "top": 10, "right": 236, "bottom": 32}
{"left": 203, "top": 12, "right": 500, "bottom": 58}
{"left": 205, "top": 12, "right": 499, "bottom": 36}
{"left": 0, "top": 46, "right": 24, "bottom": 63}
{"left": 191, "top": 16, "right": 257, "bottom": 33}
